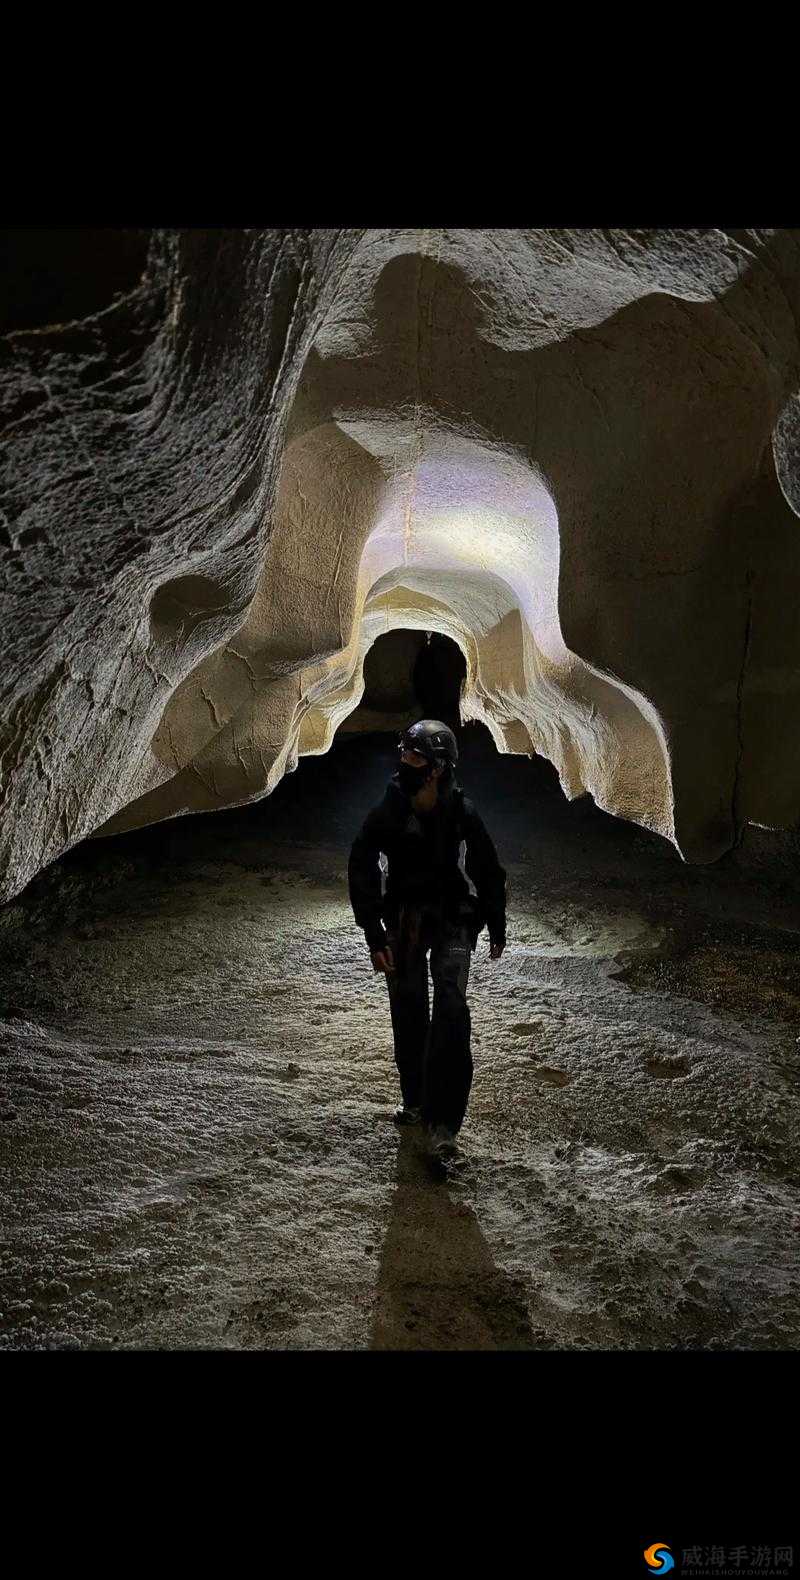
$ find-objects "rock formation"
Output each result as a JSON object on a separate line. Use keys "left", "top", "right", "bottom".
{"left": 2, "top": 227, "right": 800, "bottom": 902}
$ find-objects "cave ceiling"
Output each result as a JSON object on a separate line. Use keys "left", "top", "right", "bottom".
{"left": 2, "top": 227, "right": 800, "bottom": 901}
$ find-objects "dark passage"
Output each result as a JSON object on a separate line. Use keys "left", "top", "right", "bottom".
{"left": 411, "top": 632, "right": 466, "bottom": 733}
{"left": 354, "top": 629, "right": 465, "bottom": 736}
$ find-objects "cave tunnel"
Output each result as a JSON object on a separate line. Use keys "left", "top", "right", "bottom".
{"left": 3, "top": 227, "right": 800, "bottom": 1355}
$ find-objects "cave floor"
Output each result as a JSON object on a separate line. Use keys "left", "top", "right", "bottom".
{"left": 2, "top": 731, "right": 800, "bottom": 1351}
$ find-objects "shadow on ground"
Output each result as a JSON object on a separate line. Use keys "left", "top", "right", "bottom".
{"left": 372, "top": 1130, "right": 537, "bottom": 1350}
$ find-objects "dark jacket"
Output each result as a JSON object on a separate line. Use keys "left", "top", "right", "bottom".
{"left": 348, "top": 773, "right": 507, "bottom": 955}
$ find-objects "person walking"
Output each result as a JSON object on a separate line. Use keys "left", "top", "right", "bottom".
{"left": 348, "top": 720, "right": 507, "bottom": 1164}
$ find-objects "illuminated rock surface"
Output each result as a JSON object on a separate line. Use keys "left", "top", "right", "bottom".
{"left": 4, "top": 229, "right": 800, "bottom": 904}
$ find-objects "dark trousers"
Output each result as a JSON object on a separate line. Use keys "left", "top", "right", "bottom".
{"left": 385, "top": 908, "right": 473, "bottom": 1133}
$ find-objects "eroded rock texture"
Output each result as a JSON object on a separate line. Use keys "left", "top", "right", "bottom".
{"left": 3, "top": 227, "right": 800, "bottom": 901}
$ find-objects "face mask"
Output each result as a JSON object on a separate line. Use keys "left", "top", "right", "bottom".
{"left": 398, "top": 761, "right": 431, "bottom": 796}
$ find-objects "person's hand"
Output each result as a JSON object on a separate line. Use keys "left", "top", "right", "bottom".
{"left": 371, "top": 946, "right": 395, "bottom": 974}
{"left": 489, "top": 940, "right": 504, "bottom": 960}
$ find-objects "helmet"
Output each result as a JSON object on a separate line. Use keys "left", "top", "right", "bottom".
{"left": 399, "top": 718, "right": 459, "bottom": 769}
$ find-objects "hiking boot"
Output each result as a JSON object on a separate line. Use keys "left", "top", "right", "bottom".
{"left": 393, "top": 1104, "right": 422, "bottom": 1126}
{"left": 427, "top": 1124, "right": 461, "bottom": 1160}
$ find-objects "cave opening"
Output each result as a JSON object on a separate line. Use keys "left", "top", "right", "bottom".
{"left": 55, "top": 627, "right": 655, "bottom": 872}
{"left": 240, "top": 627, "right": 567, "bottom": 849}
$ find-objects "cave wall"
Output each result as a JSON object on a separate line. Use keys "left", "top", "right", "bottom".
{"left": 2, "top": 227, "right": 800, "bottom": 900}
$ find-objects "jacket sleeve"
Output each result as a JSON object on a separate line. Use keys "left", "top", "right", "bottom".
{"left": 463, "top": 801, "right": 507, "bottom": 947}
{"left": 348, "top": 809, "right": 388, "bottom": 954}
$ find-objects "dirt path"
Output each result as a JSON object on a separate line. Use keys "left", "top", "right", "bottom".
{"left": 2, "top": 731, "right": 800, "bottom": 1349}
